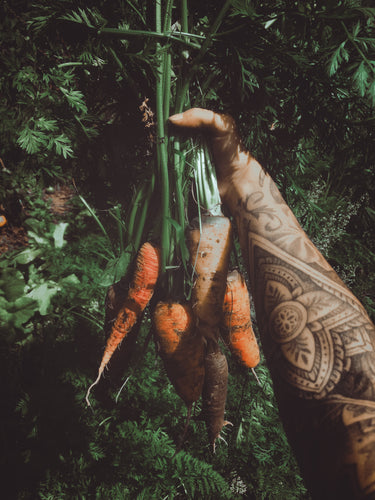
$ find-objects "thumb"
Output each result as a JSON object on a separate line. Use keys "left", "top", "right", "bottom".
{"left": 169, "top": 108, "right": 235, "bottom": 137}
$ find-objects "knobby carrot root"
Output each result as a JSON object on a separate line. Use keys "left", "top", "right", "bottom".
{"left": 186, "top": 214, "right": 232, "bottom": 341}
{"left": 202, "top": 339, "right": 231, "bottom": 452}
{"left": 86, "top": 242, "right": 161, "bottom": 406}
{"left": 152, "top": 301, "right": 192, "bottom": 357}
{"left": 153, "top": 301, "right": 205, "bottom": 408}
{"left": 153, "top": 301, "right": 205, "bottom": 450}
{"left": 222, "top": 270, "right": 260, "bottom": 369}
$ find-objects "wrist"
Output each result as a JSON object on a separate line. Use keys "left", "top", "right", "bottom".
{"left": 219, "top": 155, "right": 262, "bottom": 212}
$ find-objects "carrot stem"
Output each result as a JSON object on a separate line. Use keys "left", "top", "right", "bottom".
{"left": 156, "top": 0, "right": 171, "bottom": 273}
{"left": 127, "top": 184, "right": 146, "bottom": 248}
{"left": 176, "top": 0, "right": 232, "bottom": 109}
{"left": 133, "top": 172, "right": 155, "bottom": 250}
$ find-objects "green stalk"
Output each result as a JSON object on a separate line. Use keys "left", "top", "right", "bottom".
{"left": 133, "top": 173, "right": 155, "bottom": 250}
{"left": 156, "top": 0, "right": 171, "bottom": 273}
{"left": 162, "top": 0, "right": 173, "bottom": 120}
{"left": 163, "top": 51, "right": 172, "bottom": 119}
{"left": 113, "top": 204, "right": 124, "bottom": 254}
{"left": 173, "top": 139, "right": 186, "bottom": 229}
{"left": 126, "top": 184, "right": 145, "bottom": 247}
{"left": 109, "top": 47, "right": 139, "bottom": 98}
{"left": 173, "top": 0, "right": 190, "bottom": 114}
{"left": 194, "top": 142, "right": 222, "bottom": 216}
{"left": 181, "top": 0, "right": 188, "bottom": 33}
{"left": 78, "top": 194, "right": 112, "bottom": 245}
{"left": 175, "top": 0, "right": 232, "bottom": 110}
{"left": 163, "top": 0, "right": 173, "bottom": 32}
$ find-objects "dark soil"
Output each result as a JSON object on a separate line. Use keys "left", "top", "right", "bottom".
{"left": 0, "top": 225, "right": 28, "bottom": 255}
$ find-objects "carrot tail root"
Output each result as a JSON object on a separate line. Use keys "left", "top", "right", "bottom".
{"left": 85, "top": 368, "right": 104, "bottom": 407}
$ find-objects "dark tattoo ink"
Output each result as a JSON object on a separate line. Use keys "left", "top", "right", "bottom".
{"left": 248, "top": 232, "right": 375, "bottom": 400}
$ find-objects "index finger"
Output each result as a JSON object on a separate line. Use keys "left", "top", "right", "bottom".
{"left": 168, "top": 108, "right": 235, "bottom": 137}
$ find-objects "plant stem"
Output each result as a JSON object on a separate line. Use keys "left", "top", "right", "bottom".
{"left": 78, "top": 194, "right": 112, "bottom": 247}
{"left": 173, "top": 139, "right": 186, "bottom": 229}
{"left": 156, "top": 0, "right": 171, "bottom": 272}
{"left": 114, "top": 204, "right": 124, "bottom": 254}
{"left": 126, "top": 185, "right": 145, "bottom": 248}
{"left": 162, "top": 0, "right": 173, "bottom": 120}
{"left": 181, "top": 0, "right": 188, "bottom": 33}
{"left": 194, "top": 143, "right": 222, "bottom": 215}
{"left": 175, "top": 0, "right": 232, "bottom": 111}
{"left": 133, "top": 173, "right": 155, "bottom": 250}
{"left": 163, "top": 0, "right": 173, "bottom": 32}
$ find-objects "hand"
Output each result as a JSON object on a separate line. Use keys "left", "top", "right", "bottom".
{"left": 169, "top": 108, "right": 253, "bottom": 206}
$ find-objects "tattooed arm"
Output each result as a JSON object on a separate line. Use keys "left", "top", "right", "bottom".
{"left": 170, "top": 108, "right": 375, "bottom": 499}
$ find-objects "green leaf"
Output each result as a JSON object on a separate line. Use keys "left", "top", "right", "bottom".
{"left": 0, "top": 269, "right": 26, "bottom": 301}
{"left": 365, "top": 206, "right": 375, "bottom": 221}
{"left": 17, "top": 127, "right": 46, "bottom": 154}
{"left": 59, "top": 87, "right": 88, "bottom": 114}
{"left": 100, "top": 249, "right": 132, "bottom": 286}
{"left": 59, "top": 274, "right": 80, "bottom": 286}
{"left": 52, "top": 222, "right": 68, "bottom": 248}
{"left": 114, "top": 250, "right": 132, "bottom": 282}
{"left": 352, "top": 20, "right": 361, "bottom": 39}
{"left": 0, "top": 298, "right": 12, "bottom": 326}
{"left": 264, "top": 17, "right": 277, "bottom": 30}
{"left": 26, "top": 283, "right": 59, "bottom": 316}
{"left": 24, "top": 218, "right": 44, "bottom": 232}
{"left": 328, "top": 41, "right": 349, "bottom": 76}
{"left": 14, "top": 248, "right": 43, "bottom": 265}
{"left": 35, "top": 117, "right": 58, "bottom": 132}
{"left": 368, "top": 79, "right": 375, "bottom": 106}
{"left": 353, "top": 60, "right": 369, "bottom": 96}
{"left": 53, "top": 134, "right": 74, "bottom": 159}
{"left": 12, "top": 296, "right": 38, "bottom": 328}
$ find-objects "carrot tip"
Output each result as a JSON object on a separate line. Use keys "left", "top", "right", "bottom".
{"left": 85, "top": 370, "right": 103, "bottom": 407}
{"left": 251, "top": 367, "right": 261, "bottom": 386}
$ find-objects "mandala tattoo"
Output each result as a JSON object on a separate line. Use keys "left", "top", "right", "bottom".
{"left": 231, "top": 165, "right": 375, "bottom": 495}
{"left": 248, "top": 232, "right": 375, "bottom": 400}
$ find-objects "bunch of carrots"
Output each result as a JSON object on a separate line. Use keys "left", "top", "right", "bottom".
{"left": 76, "top": 0, "right": 259, "bottom": 454}
{"left": 86, "top": 197, "right": 260, "bottom": 452}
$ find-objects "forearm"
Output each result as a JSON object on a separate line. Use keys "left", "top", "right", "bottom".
{"left": 226, "top": 157, "right": 375, "bottom": 499}
{"left": 169, "top": 107, "right": 375, "bottom": 498}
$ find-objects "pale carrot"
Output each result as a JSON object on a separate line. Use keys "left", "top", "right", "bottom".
{"left": 202, "top": 338, "right": 232, "bottom": 452}
{"left": 186, "top": 214, "right": 232, "bottom": 341}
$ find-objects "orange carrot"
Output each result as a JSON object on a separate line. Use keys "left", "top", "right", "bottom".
{"left": 153, "top": 301, "right": 205, "bottom": 408}
{"left": 86, "top": 241, "right": 161, "bottom": 406}
{"left": 104, "top": 276, "right": 129, "bottom": 338}
{"left": 221, "top": 270, "right": 260, "bottom": 369}
{"left": 202, "top": 338, "right": 231, "bottom": 452}
{"left": 186, "top": 214, "right": 232, "bottom": 341}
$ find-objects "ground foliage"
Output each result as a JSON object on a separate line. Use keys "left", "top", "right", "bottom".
{"left": 1, "top": 0, "right": 375, "bottom": 498}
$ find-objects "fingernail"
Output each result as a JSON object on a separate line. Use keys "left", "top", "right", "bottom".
{"left": 169, "top": 113, "right": 183, "bottom": 122}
